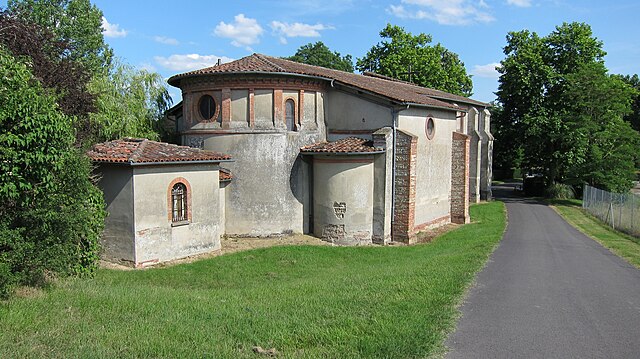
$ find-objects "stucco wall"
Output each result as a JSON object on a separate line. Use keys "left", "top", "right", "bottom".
{"left": 326, "top": 90, "right": 392, "bottom": 139}
{"left": 467, "top": 107, "right": 482, "bottom": 203}
{"left": 312, "top": 155, "right": 375, "bottom": 245}
{"left": 132, "top": 164, "right": 222, "bottom": 266}
{"left": 398, "top": 108, "right": 457, "bottom": 229}
{"left": 97, "top": 165, "right": 135, "bottom": 264}
{"left": 200, "top": 131, "right": 323, "bottom": 236}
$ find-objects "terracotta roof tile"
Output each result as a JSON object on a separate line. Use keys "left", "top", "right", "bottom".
{"left": 168, "top": 54, "right": 489, "bottom": 109}
{"left": 300, "top": 137, "right": 384, "bottom": 154}
{"left": 87, "top": 138, "right": 231, "bottom": 164}
{"left": 219, "top": 168, "right": 233, "bottom": 182}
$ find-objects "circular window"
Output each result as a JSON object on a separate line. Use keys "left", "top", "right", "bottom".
{"left": 198, "top": 95, "right": 216, "bottom": 120}
{"left": 425, "top": 117, "right": 435, "bottom": 139}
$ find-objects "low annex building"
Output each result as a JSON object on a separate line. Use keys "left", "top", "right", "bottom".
{"left": 88, "top": 138, "right": 232, "bottom": 267}
{"left": 92, "top": 53, "right": 493, "bottom": 266}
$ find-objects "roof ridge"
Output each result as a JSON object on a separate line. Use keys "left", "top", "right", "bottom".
{"left": 129, "top": 138, "right": 149, "bottom": 162}
{"left": 253, "top": 53, "right": 285, "bottom": 72}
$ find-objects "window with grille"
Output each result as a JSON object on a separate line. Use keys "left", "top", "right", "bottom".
{"left": 171, "top": 183, "right": 188, "bottom": 222}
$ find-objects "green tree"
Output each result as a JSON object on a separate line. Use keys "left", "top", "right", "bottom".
{"left": 89, "top": 62, "right": 172, "bottom": 142}
{"left": 7, "top": 0, "right": 113, "bottom": 75}
{"left": 0, "top": 47, "right": 105, "bottom": 297}
{"left": 617, "top": 74, "right": 640, "bottom": 132}
{"left": 286, "top": 41, "right": 354, "bottom": 72}
{"left": 495, "top": 22, "right": 639, "bottom": 192}
{"left": 356, "top": 24, "right": 473, "bottom": 96}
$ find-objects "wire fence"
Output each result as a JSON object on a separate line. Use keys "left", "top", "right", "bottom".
{"left": 582, "top": 185, "right": 640, "bottom": 238}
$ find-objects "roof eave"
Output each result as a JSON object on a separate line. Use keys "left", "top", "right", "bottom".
{"left": 301, "top": 150, "right": 386, "bottom": 156}
{"left": 93, "top": 158, "right": 234, "bottom": 166}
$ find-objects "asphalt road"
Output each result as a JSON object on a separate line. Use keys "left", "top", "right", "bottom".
{"left": 446, "top": 184, "right": 640, "bottom": 359}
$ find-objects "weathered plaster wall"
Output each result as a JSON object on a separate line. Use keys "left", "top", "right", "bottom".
{"left": 467, "top": 107, "right": 482, "bottom": 203}
{"left": 97, "top": 165, "right": 135, "bottom": 264}
{"left": 372, "top": 128, "right": 393, "bottom": 244}
{"left": 231, "top": 89, "right": 249, "bottom": 127}
{"left": 479, "top": 109, "right": 494, "bottom": 200}
{"left": 398, "top": 108, "right": 457, "bottom": 230}
{"left": 132, "top": 164, "right": 222, "bottom": 266}
{"left": 326, "top": 90, "right": 392, "bottom": 139}
{"left": 200, "top": 132, "right": 322, "bottom": 236}
{"left": 312, "top": 155, "right": 375, "bottom": 245}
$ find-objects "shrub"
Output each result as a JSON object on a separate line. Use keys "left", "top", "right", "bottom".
{"left": 0, "top": 47, "right": 105, "bottom": 298}
{"left": 545, "top": 183, "right": 576, "bottom": 199}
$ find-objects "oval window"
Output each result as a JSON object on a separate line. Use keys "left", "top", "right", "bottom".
{"left": 198, "top": 95, "right": 216, "bottom": 120}
{"left": 425, "top": 117, "right": 435, "bottom": 139}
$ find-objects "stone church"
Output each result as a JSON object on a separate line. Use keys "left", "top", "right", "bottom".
{"left": 89, "top": 54, "right": 493, "bottom": 267}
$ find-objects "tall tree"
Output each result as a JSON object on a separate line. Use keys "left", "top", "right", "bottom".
{"left": 0, "top": 47, "right": 105, "bottom": 298}
{"left": 495, "top": 22, "right": 639, "bottom": 192}
{"left": 617, "top": 74, "right": 640, "bottom": 132}
{"left": 7, "top": 0, "right": 113, "bottom": 75}
{"left": 89, "top": 62, "right": 172, "bottom": 143}
{"left": 356, "top": 24, "right": 473, "bottom": 96}
{"left": 286, "top": 41, "right": 354, "bottom": 72}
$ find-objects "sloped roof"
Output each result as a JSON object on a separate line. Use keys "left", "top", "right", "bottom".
{"left": 87, "top": 138, "right": 231, "bottom": 165}
{"left": 219, "top": 168, "right": 233, "bottom": 182}
{"left": 300, "top": 137, "right": 385, "bottom": 155}
{"left": 168, "top": 54, "right": 489, "bottom": 110}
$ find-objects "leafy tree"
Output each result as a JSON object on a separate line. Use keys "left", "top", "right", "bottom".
{"left": 0, "top": 47, "right": 105, "bottom": 298}
{"left": 0, "top": 9, "right": 95, "bottom": 118}
{"left": 286, "top": 41, "right": 354, "bottom": 72}
{"left": 89, "top": 62, "right": 172, "bottom": 142}
{"left": 617, "top": 74, "right": 640, "bottom": 132}
{"left": 495, "top": 22, "right": 639, "bottom": 192}
{"left": 7, "top": 0, "right": 113, "bottom": 75}
{"left": 356, "top": 24, "right": 473, "bottom": 96}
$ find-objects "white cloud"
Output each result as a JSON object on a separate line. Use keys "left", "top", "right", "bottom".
{"left": 507, "top": 0, "right": 532, "bottom": 7}
{"left": 154, "top": 36, "right": 179, "bottom": 46}
{"left": 214, "top": 14, "right": 263, "bottom": 48}
{"left": 270, "top": 21, "right": 334, "bottom": 44}
{"left": 388, "top": 1, "right": 495, "bottom": 25}
{"left": 101, "top": 17, "right": 127, "bottom": 38}
{"left": 154, "top": 54, "right": 234, "bottom": 72}
{"left": 471, "top": 62, "right": 501, "bottom": 78}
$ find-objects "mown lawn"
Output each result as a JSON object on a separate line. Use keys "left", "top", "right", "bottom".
{"left": 0, "top": 202, "right": 506, "bottom": 358}
{"left": 549, "top": 199, "right": 640, "bottom": 269}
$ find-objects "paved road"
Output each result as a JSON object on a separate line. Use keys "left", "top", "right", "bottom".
{"left": 446, "top": 184, "right": 640, "bottom": 358}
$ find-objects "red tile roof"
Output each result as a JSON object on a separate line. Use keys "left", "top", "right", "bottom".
{"left": 219, "top": 168, "right": 233, "bottom": 182}
{"left": 168, "top": 54, "right": 489, "bottom": 110}
{"left": 300, "top": 137, "right": 384, "bottom": 154}
{"left": 87, "top": 138, "right": 231, "bottom": 165}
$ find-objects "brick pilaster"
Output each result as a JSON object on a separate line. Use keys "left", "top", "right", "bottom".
{"left": 451, "top": 132, "right": 470, "bottom": 224}
{"left": 248, "top": 88, "right": 255, "bottom": 128}
{"left": 221, "top": 88, "right": 231, "bottom": 129}
{"left": 393, "top": 130, "right": 418, "bottom": 243}
{"left": 274, "top": 89, "right": 283, "bottom": 126}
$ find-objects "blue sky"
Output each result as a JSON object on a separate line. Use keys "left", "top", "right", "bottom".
{"left": 5, "top": 1, "right": 640, "bottom": 104}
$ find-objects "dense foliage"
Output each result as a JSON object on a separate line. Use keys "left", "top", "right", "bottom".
{"left": 0, "top": 1, "right": 172, "bottom": 297}
{"left": 7, "top": 0, "right": 113, "bottom": 75}
{"left": 495, "top": 22, "right": 640, "bottom": 193}
{"left": 89, "top": 62, "right": 172, "bottom": 143}
{"left": 356, "top": 24, "right": 473, "bottom": 96}
{"left": 286, "top": 41, "right": 354, "bottom": 72}
{"left": 617, "top": 74, "right": 640, "bottom": 132}
{"left": 0, "top": 48, "right": 105, "bottom": 298}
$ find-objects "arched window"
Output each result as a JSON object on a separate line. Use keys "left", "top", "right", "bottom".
{"left": 171, "top": 183, "right": 188, "bottom": 222}
{"left": 285, "top": 99, "right": 296, "bottom": 131}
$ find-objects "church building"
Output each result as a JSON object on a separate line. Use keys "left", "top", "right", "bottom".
{"left": 90, "top": 54, "right": 493, "bottom": 267}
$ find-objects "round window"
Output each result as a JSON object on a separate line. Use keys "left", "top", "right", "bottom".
{"left": 425, "top": 117, "right": 435, "bottom": 139}
{"left": 198, "top": 95, "right": 216, "bottom": 120}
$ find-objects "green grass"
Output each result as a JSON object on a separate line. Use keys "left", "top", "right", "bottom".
{"left": 0, "top": 202, "right": 506, "bottom": 359}
{"left": 549, "top": 199, "right": 640, "bottom": 268}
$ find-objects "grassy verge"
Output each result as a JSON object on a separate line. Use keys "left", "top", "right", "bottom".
{"left": 0, "top": 202, "right": 506, "bottom": 358}
{"left": 549, "top": 199, "right": 640, "bottom": 268}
